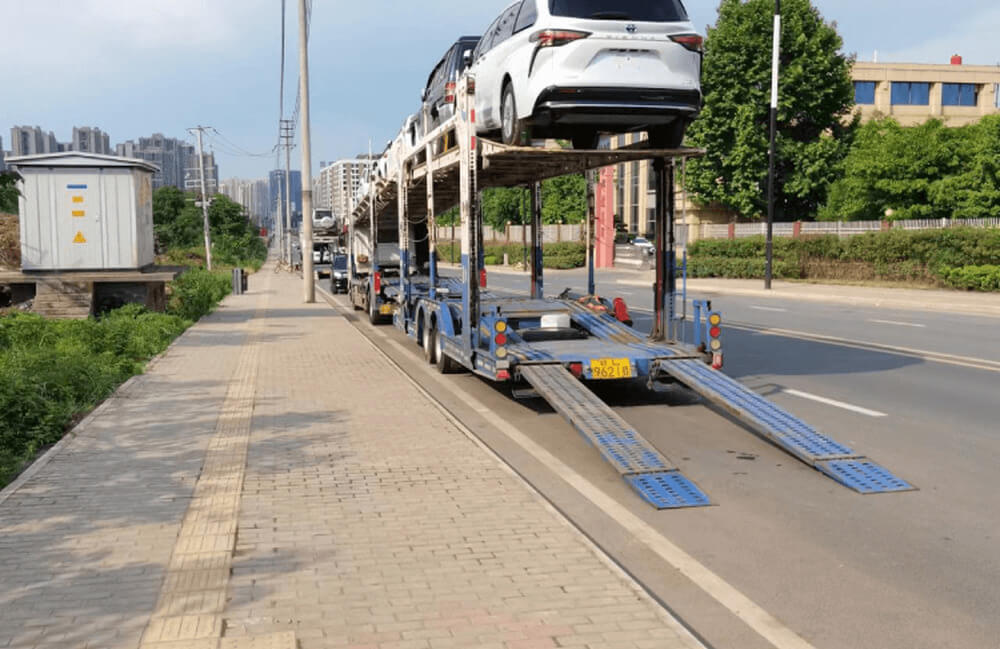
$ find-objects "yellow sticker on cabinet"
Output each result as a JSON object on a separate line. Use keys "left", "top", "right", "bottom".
{"left": 72, "top": 196, "right": 84, "bottom": 203}
{"left": 73, "top": 231, "right": 87, "bottom": 244}
{"left": 72, "top": 210, "right": 85, "bottom": 217}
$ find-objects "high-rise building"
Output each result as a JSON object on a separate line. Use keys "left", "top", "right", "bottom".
{"left": 71, "top": 126, "right": 111, "bottom": 154}
{"left": 10, "top": 126, "right": 60, "bottom": 156}
{"left": 114, "top": 133, "right": 194, "bottom": 190}
{"left": 184, "top": 152, "right": 220, "bottom": 196}
{"left": 220, "top": 178, "right": 270, "bottom": 226}
{"left": 320, "top": 156, "right": 376, "bottom": 220}
{"left": 268, "top": 169, "right": 303, "bottom": 230}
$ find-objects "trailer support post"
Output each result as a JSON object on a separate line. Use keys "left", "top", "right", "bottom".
{"left": 425, "top": 106, "right": 438, "bottom": 300}
{"left": 530, "top": 182, "right": 543, "bottom": 299}
{"left": 398, "top": 159, "right": 410, "bottom": 314}
{"left": 652, "top": 157, "right": 675, "bottom": 342}
{"left": 586, "top": 169, "right": 596, "bottom": 296}
{"left": 459, "top": 77, "right": 480, "bottom": 357}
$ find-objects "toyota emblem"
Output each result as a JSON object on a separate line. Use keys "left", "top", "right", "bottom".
{"left": 626, "top": 24, "right": 637, "bottom": 33}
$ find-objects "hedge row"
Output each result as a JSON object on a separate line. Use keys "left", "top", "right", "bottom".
{"left": 437, "top": 242, "right": 586, "bottom": 270}
{"left": 688, "top": 229, "right": 1000, "bottom": 291}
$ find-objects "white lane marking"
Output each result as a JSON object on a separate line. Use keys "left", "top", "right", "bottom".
{"left": 782, "top": 389, "right": 887, "bottom": 418}
{"left": 316, "top": 287, "right": 818, "bottom": 649}
{"left": 869, "top": 319, "right": 926, "bottom": 328}
{"left": 752, "top": 305, "right": 788, "bottom": 312}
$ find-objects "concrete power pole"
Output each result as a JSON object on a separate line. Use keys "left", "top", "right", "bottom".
{"left": 298, "top": 0, "right": 314, "bottom": 302}
{"left": 190, "top": 126, "right": 213, "bottom": 271}
{"left": 281, "top": 120, "right": 295, "bottom": 268}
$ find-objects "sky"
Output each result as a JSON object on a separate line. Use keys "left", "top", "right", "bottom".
{"left": 2, "top": 0, "right": 998, "bottom": 180}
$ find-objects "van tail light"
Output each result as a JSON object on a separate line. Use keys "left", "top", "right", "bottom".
{"left": 530, "top": 29, "right": 591, "bottom": 48}
{"left": 373, "top": 272, "right": 382, "bottom": 295}
{"left": 670, "top": 34, "right": 704, "bottom": 53}
{"left": 445, "top": 81, "right": 456, "bottom": 104}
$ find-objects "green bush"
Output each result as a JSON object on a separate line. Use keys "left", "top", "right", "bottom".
{"left": 688, "top": 228, "right": 1000, "bottom": 290}
{"left": 941, "top": 265, "right": 1000, "bottom": 291}
{"left": 213, "top": 232, "right": 268, "bottom": 271}
{"left": 435, "top": 242, "right": 586, "bottom": 269}
{"left": 0, "top": 306, "right": 191, "bottom": 486}
{"left": 168, "top": 268, "right": 231, "bottom": 321}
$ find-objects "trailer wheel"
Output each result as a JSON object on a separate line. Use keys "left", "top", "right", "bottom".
{"left": 368, "top": 290, "right": 381, "bottom": 325}
{"left": 424, "top": 322, "right": 438, "bottom": 365}
{"left": 434, "top": 328, "right": 457, "bottom": 374}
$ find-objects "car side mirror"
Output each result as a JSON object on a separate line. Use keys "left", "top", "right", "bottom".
{"left": 421, "top": 88, "right": 427, "bottom": 102}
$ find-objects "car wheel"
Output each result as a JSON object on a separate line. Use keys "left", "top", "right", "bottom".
{"left": 368, "top": 290, "right": 381, "bottom": 324}
{"left": 501, "top": 84, "right": 523, "bottom": 145}
{"left": 649, "top": 120, "right": 687, "bottom": 149}
{"left": 424, "top": 321, "right": 438, "bottom": 364}
{"left": 570, "top": 130, "right": 600, "bottom": 150}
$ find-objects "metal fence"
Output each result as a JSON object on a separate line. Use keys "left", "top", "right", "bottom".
{"left": 697, "top": 217, "right": 1000, "bottom": 241}
{"left": 436, "top": 223, "right": 584, "bottom": 245}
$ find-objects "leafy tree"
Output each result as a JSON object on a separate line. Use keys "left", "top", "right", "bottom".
{"left": 686, "top": 0, "right": 856, "bottom": 220}
{"left": 821, "top": 115, "right": 1000, "bottom": 220}
{"left": 541, "top": 175, "right": 587, "bottom": 225}
{"left": 0, "top": 171, "right": 21, "bottom": 215}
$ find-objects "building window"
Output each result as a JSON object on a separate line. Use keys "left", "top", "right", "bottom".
{"left": 942, "top": 83, "right": 978, "bottom": 106}
{"left": 854, "top": 81, "right": 877, "bottom": 105}
{"left": 891, "top": 82, "right": 929, "bottom": 106}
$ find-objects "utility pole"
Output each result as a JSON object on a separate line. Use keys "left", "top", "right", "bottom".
{"left": 189, "top": 126, "right": 213, "bottom": 270}
{"left": 280, "top": 119, "right": 295, "bottom": 267}
{"left": 765, "top": 0, "right": 781, "bottom": 290}
{"left": 298, "top": 0, "right": 315, "bottom": 302}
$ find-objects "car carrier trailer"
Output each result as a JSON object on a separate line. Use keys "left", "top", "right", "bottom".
{"left": 347, "top": 76, "right": 914, "bottom": 509}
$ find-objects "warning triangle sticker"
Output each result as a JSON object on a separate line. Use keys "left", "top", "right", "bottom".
{"left": 73, "top": 231, "right": 87, "bottom": 244}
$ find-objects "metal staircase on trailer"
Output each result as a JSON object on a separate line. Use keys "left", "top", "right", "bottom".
{"left": 518, "top": 364, "right": 711, "bottom": 510}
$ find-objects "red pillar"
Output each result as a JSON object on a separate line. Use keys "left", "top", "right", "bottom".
{"left": 793, "top": 221, "right": 802, "bottom": 238}
{"left": 594, "top": 166, "right": 616, "bottom": 268}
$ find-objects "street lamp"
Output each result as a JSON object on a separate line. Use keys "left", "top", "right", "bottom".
{"left": 765, "top": 0, "right": 781, "bottom": 290}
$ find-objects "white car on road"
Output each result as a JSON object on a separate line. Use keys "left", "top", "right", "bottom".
{"left": 469, "top": 0, "right": 702, "bottom": 150}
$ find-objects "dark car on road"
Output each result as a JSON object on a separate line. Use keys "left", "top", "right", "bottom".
{"left": 418, "top": 36, "right": 481, "bottom": 136}
{"left": 329, "top": 254, "right": 349, "bottom": 294}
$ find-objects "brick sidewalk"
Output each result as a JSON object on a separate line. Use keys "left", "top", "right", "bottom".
{"left": 0, "top": 264, "right": 704, "bottom": 649}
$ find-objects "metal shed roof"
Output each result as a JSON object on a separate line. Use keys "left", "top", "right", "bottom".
{"left": 7, "top": 152, "right": 160, "bottom": 173}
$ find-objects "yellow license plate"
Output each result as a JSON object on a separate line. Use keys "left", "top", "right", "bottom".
{"left": 589, "top": 358, "right": 632, "bottom": 380}
{"left": 379, "top": 304, "right": 394, "bottom": 315}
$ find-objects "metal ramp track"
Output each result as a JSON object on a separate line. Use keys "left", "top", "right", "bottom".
{"left": 518, "top": 364, "right": 710, "bottom": 509}
{"left": 658, "top": 359, "right": 914, "bottom": 494}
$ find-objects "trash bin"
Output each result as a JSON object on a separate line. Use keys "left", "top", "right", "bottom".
{"left": 232, "top": 268, "right": 245, "bottom": 295}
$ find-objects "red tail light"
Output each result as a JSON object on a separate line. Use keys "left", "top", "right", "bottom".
{"left": 497, "top": 370, "right": 511, "bottom": 381}
{"left": 670, "top": 34, "right": 704, "bottom": 53}
{"left": 709, "top": 326, "right": 721, "bottom": 339}
{"left": 373, "top": 272, "right": 381, "bottom": 294}
{"left": 530, "top": 29, "right": 591, "bottom": 48}
{"left": 569, "top": 362, "right": 584, "bottom": 378}
{"left": 495, "top": 333, "right": 507, "bottom": 346}
{"left": 444, "top": 81, "right": 456, "bottom": 104}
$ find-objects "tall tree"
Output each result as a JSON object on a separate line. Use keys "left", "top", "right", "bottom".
{"left": 686, "top": 0, "right": 856, "bottom": 220}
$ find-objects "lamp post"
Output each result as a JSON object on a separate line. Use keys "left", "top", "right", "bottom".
{"left": 765, "top": 0, "right": 781, "bottom": 290}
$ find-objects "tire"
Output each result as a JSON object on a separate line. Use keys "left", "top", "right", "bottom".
{"left": 423, "top": 321, "right": 438, "bottom": 365}
{"left": 434, "top": 327, "right": 458, "bottom": 374}
{"left": 570, "top": 130, "right": 599, "bottom": 150}
{"left": 501, "top": 84, "right": 523, "bottom": 145}
{"left": 368, "top": 290, "right": 381, "bottom": 324}
{"left": 648, "top": 120, "right": 687, "bottom": 149}
{"left": 351, "top": 288, "right": 363, "bottom": 311}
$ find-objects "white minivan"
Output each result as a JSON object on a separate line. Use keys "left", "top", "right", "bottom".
{"left": 469, "top": 0, "right": 702, "bottom": 150}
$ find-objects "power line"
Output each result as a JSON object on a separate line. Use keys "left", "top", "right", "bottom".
{"left": 207, "top": 128, "right": 278, "bottom": 158}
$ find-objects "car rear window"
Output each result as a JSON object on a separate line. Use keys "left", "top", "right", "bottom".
{"left": 548, "top": 0, "right": 688, "bottom": 22}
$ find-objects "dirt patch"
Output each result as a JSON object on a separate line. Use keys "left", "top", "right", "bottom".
{"left": 0, "top": 213, "right": 20, "bottom": 270}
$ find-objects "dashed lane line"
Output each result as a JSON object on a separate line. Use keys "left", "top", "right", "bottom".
{"left": 782, "top": 388, "right": 888, "bottom": 418}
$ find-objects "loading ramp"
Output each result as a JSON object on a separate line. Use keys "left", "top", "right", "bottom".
{"left": 518, "top": 364, "right": 711, "bottom": 510}
{"left": 657, "top": 358, "right": 914, "bottom": 494}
